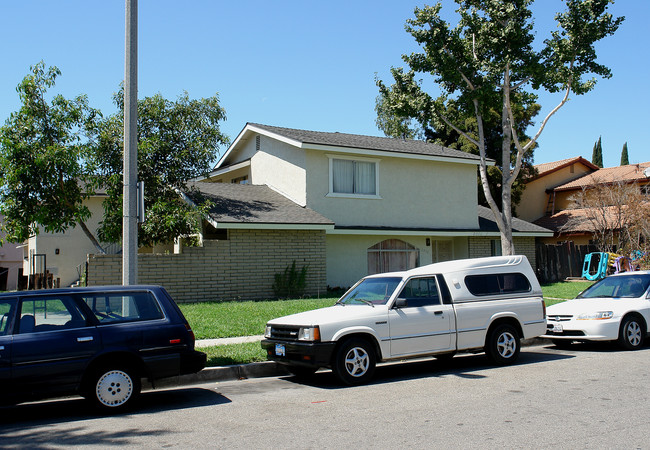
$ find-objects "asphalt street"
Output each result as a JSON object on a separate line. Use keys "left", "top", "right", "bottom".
{"left": 1, "top": 342, "right": 649, "bottom": 448}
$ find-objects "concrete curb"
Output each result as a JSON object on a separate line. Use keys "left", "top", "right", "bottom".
{"left": 153, "top": 337, "right": 549, "bottom": 388}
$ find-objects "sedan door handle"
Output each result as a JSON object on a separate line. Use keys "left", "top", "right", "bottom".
{"left": 434, "top": 311, "right": 443, "bottom": 315}
{"left": 77, "top": 336, "right": 94, "bottom": 342}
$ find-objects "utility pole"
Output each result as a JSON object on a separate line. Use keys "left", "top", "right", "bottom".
{"left": 123, "top": 0, "right": 138, "bottom": 285}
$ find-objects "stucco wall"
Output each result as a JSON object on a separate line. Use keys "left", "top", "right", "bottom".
{"left": 26, "top": 196, "right": 110, "bottom": 287}
{"left": 86, "top": 229, "right": 327, "bottom": 302}
{"left": 326, "top": 234, "right": 470, "bottom": 289}
{"left": 519, "top": 163, "right": 595, "bottom": 222}
{"left": 251, "top": 136, "right": 307, "bottom": 205}
{"left": 305, "top": 150, "right": 479, "bottom": 229}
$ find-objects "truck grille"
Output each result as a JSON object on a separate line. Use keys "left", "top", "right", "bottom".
{"left": 269, "top": 326, "right": 300, "bottom": 341}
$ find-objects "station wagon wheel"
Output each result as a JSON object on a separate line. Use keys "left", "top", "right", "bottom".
{"left": 486, "top": 324, "right": 520, "bottom": 365}
{"left": 332, "top": 338, "right": 376, "bottom": 386}
{"left": 618, "top": 316, "right": 645, "bottom": 350}
{"left": 89, "top": 365, "right": 141, "bottom": 411}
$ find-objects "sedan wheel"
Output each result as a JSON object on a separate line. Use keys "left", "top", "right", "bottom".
{"left": 619, "top": 316, "right": 645, "bottom": 350}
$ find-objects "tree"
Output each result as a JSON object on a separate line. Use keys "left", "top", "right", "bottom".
{"left": 563, "top": 180, "right": 650, "bottom": 254}
{"left": 376, "top": 0, "right": 623, "bottom": 255}
{"left": 620, "top": 141, "right": 629, "bottom": 165}
{"left": 376, "top": 77, "right": 540, "bottom": 212}
{"left": 0, "top": 62, "right": 104, "bottom": 252}
{"left": 90, "top": 87, "right": 229, "bottom": 247}
{"left": 591, "top": 136, "right": 603, "bottom": 167}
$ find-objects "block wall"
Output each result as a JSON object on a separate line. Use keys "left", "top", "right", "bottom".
{"left": 86, "top": 229, "right": 327, "bottom": 302}
{"left": 468, "top": 236, "right": 537, "bottom": 272}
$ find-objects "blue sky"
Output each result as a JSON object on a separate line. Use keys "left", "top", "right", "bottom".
{"left": 0, "top": 1, "right": 646, "bottom": 168}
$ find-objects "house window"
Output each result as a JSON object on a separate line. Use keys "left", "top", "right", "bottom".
{"left": 231, "top": 176, "right": 248, "bottom": 185}
{"left": 368, "top": 239, "right": 419, "bottom": 275}
{"left": 491, "top": 239, "right": 502, "bottom": 256}
{"left": 328, "top": 156, "right": 379, "bottom": 197}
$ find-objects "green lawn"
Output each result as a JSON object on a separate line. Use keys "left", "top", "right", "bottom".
{"left": 182, "top": 281, "right": 594, "bottom": 367}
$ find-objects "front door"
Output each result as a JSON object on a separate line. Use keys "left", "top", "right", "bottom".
{"left": 388, "top": 276, "right": 454, "bottom": 357}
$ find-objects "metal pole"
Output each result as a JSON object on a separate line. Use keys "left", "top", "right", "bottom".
{"left": 123, "top": 0, "right": 138, "bottom": 285}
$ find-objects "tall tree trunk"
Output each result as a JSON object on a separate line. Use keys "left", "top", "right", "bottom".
{"left": 78, "top": 220, "right": 106, "bottom": 254}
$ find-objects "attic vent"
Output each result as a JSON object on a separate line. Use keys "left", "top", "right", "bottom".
{"left": 256, "top": 135, "right": 260, "bottom": 151}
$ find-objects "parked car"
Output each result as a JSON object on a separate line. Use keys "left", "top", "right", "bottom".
{"left": 262, "top": 255, "right": 547, "bottom": 385}
{"left": 543, "top": 271, "right": 650, "bottom": 349}
{"left": 0, "top": 285, "right": 206, "bottom": 410}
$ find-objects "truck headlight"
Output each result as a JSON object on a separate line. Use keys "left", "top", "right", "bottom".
{"left": 298, "top": 326, "right": 320, "bottom": 342}
{"left": 577, "top": 311, "right": 614, "bottom": 320}
{"left": 264, "top": 325, "right": 272, "bottom": 338}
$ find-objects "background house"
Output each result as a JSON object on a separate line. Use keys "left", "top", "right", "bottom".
{"left": 530, "top": 161, "right": 650, "bottom": 246}
{"left": 0, "top": 215, "right": 24, "bottom": 291}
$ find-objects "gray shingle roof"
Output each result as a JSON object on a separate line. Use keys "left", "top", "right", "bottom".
{"left": 478, "top": 206, "right": 552, "bottom": 234}
{"left": 185, "top": 181, "right": 334, "bottom": 226}
{"left": 248, "top": 123, "right": 485, "bottom": 162}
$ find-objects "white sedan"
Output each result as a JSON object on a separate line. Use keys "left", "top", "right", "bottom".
{"left": 543, "top": 271, "right": 650, "bottom": 350}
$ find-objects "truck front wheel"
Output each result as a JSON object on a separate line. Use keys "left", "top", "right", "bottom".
{"left": 332, "top": 338, "right": 376, "bottom": 386}
{"left": 486, "top": 324, "right": 520, "bottom": 365}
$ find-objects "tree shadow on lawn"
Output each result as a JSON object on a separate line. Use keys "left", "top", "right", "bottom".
{"left": 284, "top": 348, "right": 574, "bottom": 389}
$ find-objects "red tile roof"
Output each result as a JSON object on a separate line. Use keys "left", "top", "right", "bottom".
{"left": 554, "top": 162, "right": 650, "bottom": 192}
{"left": 532, "top": 156, "right": 599, "bottom": 179}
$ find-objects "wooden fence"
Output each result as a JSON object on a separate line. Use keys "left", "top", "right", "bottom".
{"left": 535, "top": 241, "right": 598, "bottom": 283}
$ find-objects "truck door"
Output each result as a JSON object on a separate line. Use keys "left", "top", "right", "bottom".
{"left": 388, "top": 276, "right": 454, "bottom": 357}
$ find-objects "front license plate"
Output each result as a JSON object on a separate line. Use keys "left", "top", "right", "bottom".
{"left": 275, "top": 344, "right": 286, "bottom": 356}
{"left": 552, "top": 323, "right": 563, "bottom": 333}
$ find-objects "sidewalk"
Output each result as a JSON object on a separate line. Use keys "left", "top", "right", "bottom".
{"left": 195, "top": 335, "right": 264, "bottom": 348}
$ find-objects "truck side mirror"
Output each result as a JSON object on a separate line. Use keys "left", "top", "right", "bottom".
{"left": 394, "top": 298, "right": 408, "bottom": 308}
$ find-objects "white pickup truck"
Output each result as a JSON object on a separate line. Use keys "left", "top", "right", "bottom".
{"left": 262, "top": 255, "right": 547, "bottom": 385}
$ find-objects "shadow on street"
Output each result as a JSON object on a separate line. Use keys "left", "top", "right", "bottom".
{"left": 0, "top": 386, "right": 230, "bottom": 446}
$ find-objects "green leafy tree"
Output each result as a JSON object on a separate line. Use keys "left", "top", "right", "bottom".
{"left": 0, "top": 62, "right": 104, "bottom": 251}
{"left": 592, "top": 136, "right": 603, "bottom": 167}
{"left": 376, "top": 0, "right": 623, "bottom": 255}
{"left": 90, "top": 87, "right": 229, "bottom": 247}
{"left": 620, "top": 141, "right": 629, "bottom": 165}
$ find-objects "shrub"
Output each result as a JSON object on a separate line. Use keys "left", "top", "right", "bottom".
{"left": 273, "top": 261, "right": 308, "bottom": 299}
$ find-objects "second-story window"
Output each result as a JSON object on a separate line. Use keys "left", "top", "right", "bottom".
{"left": 329, "top": 156, "right": 378, "bottom": 196}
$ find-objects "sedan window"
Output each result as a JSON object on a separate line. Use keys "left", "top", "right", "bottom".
{"left": 578, "top": 274, "right": 650, "bottom": 299}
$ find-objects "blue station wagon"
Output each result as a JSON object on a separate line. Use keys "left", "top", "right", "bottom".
{"left": 0, "top": 285, "right": 206, "bottom": 411}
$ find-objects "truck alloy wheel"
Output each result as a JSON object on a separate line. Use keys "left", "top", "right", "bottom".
{"left": 333, "top": 338, "right": 376, "bottom": 385}
{"left": 486, "top": 324, "right": 520, "bottom": 365}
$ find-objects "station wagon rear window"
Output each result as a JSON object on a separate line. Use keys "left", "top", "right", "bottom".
{"left": 82, "top": 292, "right": 164, "bottom": 323}
{"left": 464, "top": 273, "right": 531, "bottom": 296}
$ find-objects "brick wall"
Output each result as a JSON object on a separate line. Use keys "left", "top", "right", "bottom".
{"left": 86, "top": 229, "right": 327, "bottom": 302}
{"left": 468, "top": 236, "right": 537, "bottom": 272}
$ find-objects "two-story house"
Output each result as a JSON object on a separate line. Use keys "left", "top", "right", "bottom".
{"left": 185, "top": 123, "right": 551, "bottom": 290}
